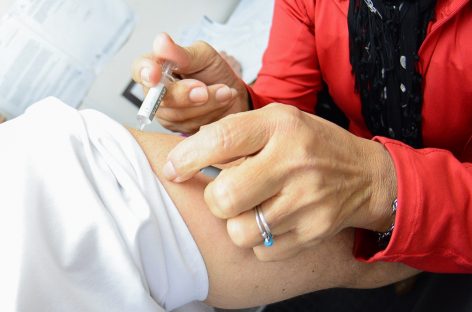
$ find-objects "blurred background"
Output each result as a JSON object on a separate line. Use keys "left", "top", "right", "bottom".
{"left": 0, "top": 0, "right": 273, "bottom": 134}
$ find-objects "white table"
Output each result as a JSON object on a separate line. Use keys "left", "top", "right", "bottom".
{"left": 81, "top": 0, "right": 240, "bottom": 132}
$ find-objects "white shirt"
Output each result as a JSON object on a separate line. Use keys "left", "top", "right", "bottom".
{"left": 0, "top": 98, "right": 208, "bottom": 311}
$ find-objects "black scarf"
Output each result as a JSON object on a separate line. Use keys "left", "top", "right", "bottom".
{"left": 347, "top": 0, "right": 436, "bottom": 147}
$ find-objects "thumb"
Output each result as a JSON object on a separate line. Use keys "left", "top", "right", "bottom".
{"left": 163, "top": 111, "right": 272, "bottom": 182}
{"left": 153, "top": 33, "right": 219, "bottom": 75}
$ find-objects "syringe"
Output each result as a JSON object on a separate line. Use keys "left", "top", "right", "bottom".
{"left": 137, "top": 61, "right": 177, "bottom": 131}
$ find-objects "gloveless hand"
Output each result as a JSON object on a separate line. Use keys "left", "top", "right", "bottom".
{"left": 132, "top": 33, "right": 249, "bottom": 134}
{"left": 162, "top": 104, "right": 398, "bottom": 260}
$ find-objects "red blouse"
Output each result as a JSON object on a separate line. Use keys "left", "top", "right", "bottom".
{"left": 248, "top": 0, "right": 472, "bottom": 273}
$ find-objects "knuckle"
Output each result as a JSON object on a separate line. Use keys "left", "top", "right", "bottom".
{"left": 213, "top": 121, "right": 234, "bottom": 153}
{"left": 264, "top": 102, "right": 280, "bottom": 110}
{"left": 187, "top": 41, "right": 218, "bottom": 67}
{"left": 265, "top": 102, "right": 301, "bottom": 117}
{"left": 211, "top": 203, "right": 235, "bottom": 219}
{"left": 200, "top": 121, "right": 233, "bottom": 154}
{"left": 262, "top": 103, "right": 304, "bottom": 135}
{"left": 206, "top": 204, "right": 228, "bottom": 220}
{"left": 204, "top": 183, "right": 237, "bottom": 219}
{"left": 226, "top": 219, "right": 253, "bottom": 247}
{"left": 280, "top": 106, "right": 304, "bottom": 126}
{"left": 217, "top": 201, "right": 236, "bottom": 219}
{"left": 194, "top": 40, "right": 218, "bottom": 56}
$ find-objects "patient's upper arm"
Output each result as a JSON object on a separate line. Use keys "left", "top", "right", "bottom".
{"left": 127, "top": 128, "right": 419, "bottom": 309}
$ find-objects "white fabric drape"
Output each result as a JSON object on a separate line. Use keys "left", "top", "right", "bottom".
{"left": 0, "top": 98, "right": 208, "bottom": 311}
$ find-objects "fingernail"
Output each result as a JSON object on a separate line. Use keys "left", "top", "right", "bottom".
{"left": 215, "top": 86, "right": 232, "bottom": 102}
{"left": 189, "top": 87, "right": 208, "bottom": 103}
{"left": 141, "top": 67, "right": 152, "bottom": 85}
{"left": 162, "top": 161, "right": 177, "bottom": 181}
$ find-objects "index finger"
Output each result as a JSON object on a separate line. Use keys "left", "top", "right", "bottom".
{"left": 162, "top": 111, "right": 272, "bottom": 182}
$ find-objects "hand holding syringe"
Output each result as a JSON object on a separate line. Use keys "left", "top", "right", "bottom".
{"left": 137, "top": 61, "right": 178, "bottom": 131}
{"left": 137, "top": 60, "right": 222, "bottom": 177}
{"left": 133, "top": 33, "right": 245, "bottom": 134}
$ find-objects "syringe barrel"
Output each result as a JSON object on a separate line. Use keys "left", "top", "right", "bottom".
{"left": 136, "top": 61, "right": 177, "bottom": 130}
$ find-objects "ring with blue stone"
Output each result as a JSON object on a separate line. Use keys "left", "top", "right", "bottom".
{"left": 255, "top": 205, "right": 274, "bottom": 247}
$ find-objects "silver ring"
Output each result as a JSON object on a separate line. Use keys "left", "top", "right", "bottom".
{"left": 255, "top": 205, "right": 273, "bottom": 247}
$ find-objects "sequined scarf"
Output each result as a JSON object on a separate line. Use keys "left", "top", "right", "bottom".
{"left": 347, "top": 0, "right": 436, "bottom": 147}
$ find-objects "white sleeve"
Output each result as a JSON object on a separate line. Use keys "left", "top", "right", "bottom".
{"left": 0, "top": 98, "right": 209, "bottom": 311}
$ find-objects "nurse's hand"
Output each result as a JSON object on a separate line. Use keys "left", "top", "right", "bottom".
{"left": 161, "top": 104, "right": 398, "bottom": 261}
{"left": 132, "top": 33, "right": 249, "bottom": 134}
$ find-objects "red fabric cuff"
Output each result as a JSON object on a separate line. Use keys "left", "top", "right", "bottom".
{"left": 353, "top": 136, "right": 472, "bottom": 272}
{"left": 353, "top": 136, "right": 419, "bottom": 265}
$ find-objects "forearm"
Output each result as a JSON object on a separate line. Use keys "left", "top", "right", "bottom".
{"left": 129, "top": 129, "right": 418, "bottom": 308}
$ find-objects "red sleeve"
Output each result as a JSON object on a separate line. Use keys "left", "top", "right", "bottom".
{"left": 249, "top": 0, "right": 323, "bottom": 113}
{"left": 354, "top": 137, "right": 472, "bottom": 273}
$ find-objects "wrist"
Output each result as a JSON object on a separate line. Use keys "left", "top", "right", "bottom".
{"left": 365, "top": 141, "right": 398, "bottom": 233}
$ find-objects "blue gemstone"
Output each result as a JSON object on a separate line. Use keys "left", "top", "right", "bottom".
{"left": 264, "top": 237, "right": 274, "bottom": 247}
